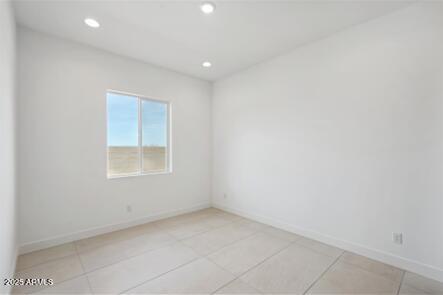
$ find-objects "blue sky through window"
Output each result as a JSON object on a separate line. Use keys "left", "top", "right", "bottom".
{"left": 107, "top": 93, "right": 167, "bottom": 147}
{"left": 142, "top": 100, "right": 167, "bottom": 147}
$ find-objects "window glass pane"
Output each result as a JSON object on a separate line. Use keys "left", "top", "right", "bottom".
{"left": 107, "top": 93, "right": 140, "bottom": 176}
{"left": 142, "top": 100, "right": 168, "bottom": 173}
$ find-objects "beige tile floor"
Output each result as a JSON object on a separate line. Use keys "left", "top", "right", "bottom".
{"left": 12, "top": 208, "right": 443, "bottom": 294}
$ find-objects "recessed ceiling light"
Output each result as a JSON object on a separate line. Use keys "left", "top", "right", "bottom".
{"left": 200, "top": 2, "right": 216, "bottom": 14}
{"left": 202, "top": 61, "right": 212, "bottom": 68}
{"left": 84, "top": 18, "right": 100, "bottom": 28}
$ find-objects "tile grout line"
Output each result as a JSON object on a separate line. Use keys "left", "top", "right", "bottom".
{"left": 29, "top": 235, "right": 401, "bottom": 295}
{"left": 27, "top": 244, "right": 94, "bottom": 294}
{"left": 235, "top": 238, "right": 298, "bottom": 278}
{"left": 180, "top": 225, "right": 280, "bottom": 294}
{"left": 20, "top": 213, "right": 318, "bottom": 294}
{"left": 291, "top": 236, "right": 345, "bottom": 259}
{"left": 221, "top": 208, "right": 417, "bottom": 281}
{"left": 210, "top": 275, "right": 263, "bottom": 295}
{"left": 209, "top": 237, "right": 299, "bottom": 294}
{"left": 211, "top": 277, "right": 263, "bottom": 295}
{"left": 24, "top": 237, "right": 189, "bottom": 292}
{"left": 22, "top": 211, "right": 340, "bottom": 295}
{"left": 15, "top": 253, "right": 83, "bottom": 294}
{"left": 206, "top": 228, "right": 297, "bottom": 294}
{"left": 24, "top": 209, "right": 437, "bottom": 295}
{"left": 172, "top": 238, "right": 263, "bottom": 295}
{"left": 397, "top": 270, "right": 406, "bottom": 295}
{"left": 22, "top": 213, "right": 237, "bottom": 293}
{"left": 73, "top": 241, "right": 94, "bottom": 294}
{"left": 140, "top": 221, "right": 298, "bottom": 294}
{"left": 28, "top": 240, "right": 198, "bottom": 295}
{"left": 196, "top": 231, "right": 257, "bottom": 257}
{"left": 18, "top": 210, "right": 226, "bottom": 293}
{"left": 14, "top": 251, "right": 76, "bottom": 273}
{"left": 117, "top": 245, "right": 204, "bottom": 295}
{"left": 16, "top": 226, "right": 167, "bottom": 273}
{"left": 72, "top": 239, "right": 182, "bottom": 274}
{"left": 85, "top": 228, "right": 290, "bottom": 295}
{"left": 336, "top": 255, "right": 406, "bottom": 284}
{"left": 78, "top": 236, "right": 180, "bottom": 272}
{"left": 169, "top": 217, "right": 245, "bottom": 241}
{"left": 19, "top": 209, "right": 402, "bottom": 295}
{"left": 195, "top": 219, "right": 294, "bottom": 260}
{"left": 116, "top": 216, "right": 239, "bottom": 294}
{"left": 302, "top": 250, "right": 345, "bottom": 295}
{"left": 199, "top": 225, "right": 268, "bottom": 258}
{"left": 18, "top": 210, "right": 233, "bottom": 273}
{"left": 118, "top": 257, "right": 200, "bottom": 294}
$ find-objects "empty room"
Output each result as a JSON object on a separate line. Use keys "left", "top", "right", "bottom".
{"left": 1, "top": 0, "right": 443, "bottom": 294}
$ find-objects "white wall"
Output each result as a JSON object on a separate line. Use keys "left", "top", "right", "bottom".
{"left": 0, "top": 0, "right": 17, "bottom": 292}
{"left": 17, "top": 28, "right": 212, "bottom": 252}
{"left": 213, "top": 2, "right": 443, "bottom": 281}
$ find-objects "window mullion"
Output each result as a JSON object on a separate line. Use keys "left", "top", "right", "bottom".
{"left": 138, "top": 97, "right": 143, "bottom": 174}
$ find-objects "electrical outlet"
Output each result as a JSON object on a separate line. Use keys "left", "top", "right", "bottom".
{"left": 126, "top": 205, "right": 132, "bottom": 213}
{"left": 223, "top": 193, "right": 227, "bottom": 199}
{"left": 393, "top": 233, "right": 403, "bottom": 245}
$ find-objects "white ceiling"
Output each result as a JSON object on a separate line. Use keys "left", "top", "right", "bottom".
{"left": 13, "top": 0, "right": 412, "bottom": 81}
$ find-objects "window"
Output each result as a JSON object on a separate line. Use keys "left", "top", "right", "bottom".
{"left": 107, "top": 91, "right": 170, "bottom": 177}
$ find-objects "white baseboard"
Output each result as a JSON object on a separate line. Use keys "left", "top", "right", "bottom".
{"left": 18, "top": 201, "right": 443, "bottom": 283}
{"left": 213, "top": 202, "right": 443, "bottom": 283}
{"left": 19, "top": 202, "right": 211, "bottom": 255}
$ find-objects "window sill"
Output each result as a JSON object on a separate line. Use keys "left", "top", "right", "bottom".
{"left": 107, "top": 171, "right": 172, "bottom": 179}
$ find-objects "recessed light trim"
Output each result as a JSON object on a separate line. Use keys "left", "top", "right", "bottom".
{"left": 202, "top": 61, "right": 212, "bottom": 68}
{"left": 200, "top": 2, "right": 216, "bottom": 14}
{"left": 84, "top": 18, "right": 100, "bottom": 28}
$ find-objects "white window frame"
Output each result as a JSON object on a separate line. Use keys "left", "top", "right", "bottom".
{"left": 106, "top": 90, "right": 172, "bottom": 179}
